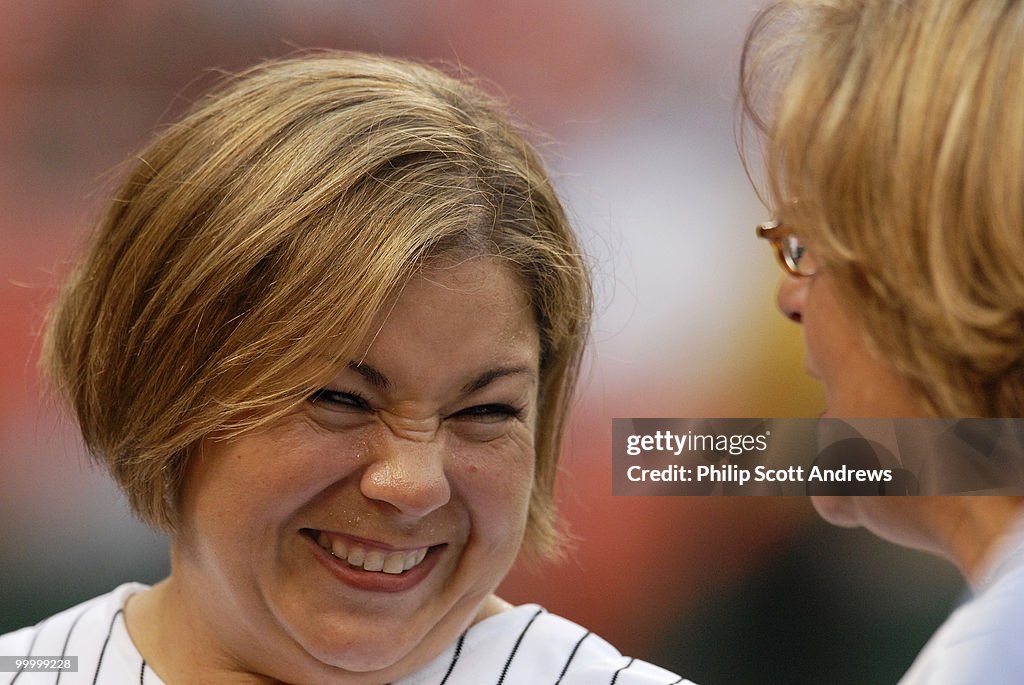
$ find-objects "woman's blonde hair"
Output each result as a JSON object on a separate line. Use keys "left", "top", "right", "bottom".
{"left": 43, "top": 52, "right": 590, "bottom": 558}
{"left": 741, "top": 0, "right": 1024, "bottom": 416}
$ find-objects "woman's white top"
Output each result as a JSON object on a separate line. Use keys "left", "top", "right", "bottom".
{"left": 0, "top": 583, "right": 692, "bottom": 684}
{"left": 898, "top": 513, "right": 1024, "bottom": 685}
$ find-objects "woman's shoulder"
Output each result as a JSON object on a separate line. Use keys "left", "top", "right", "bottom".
{"left": 0, "top": 583, "right": 151, "bottom": 684}
{"left": 401, "top": 604, "right": 693, "bottom": 685}
{"left": 897, "top": 549, "right": 1024, "bottom": 685}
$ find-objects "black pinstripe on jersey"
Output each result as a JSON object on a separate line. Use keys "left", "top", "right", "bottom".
{"left": 437, "top": 632, "right": 466, "bottom": 685}
{"left": 5, "top": 618, "right": 40, "bottom": 685}
{"left": 495, "top": 608, "right": 543, "bottom": 685}
{"left": 90, "top": 609, "right": 123, "bottom": 685}
{"left": 610, "top": 657, "right": 636, "bottom": 685}
{"left": 554, "top": 630, "right": 592, "bottom": 684}
{"left": 53, "top": 603, "right": 93, "bottom": 685}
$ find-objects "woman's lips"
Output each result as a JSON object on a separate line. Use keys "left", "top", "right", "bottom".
{"left": 301, "top": 528, "right": 444, "bottom": 593}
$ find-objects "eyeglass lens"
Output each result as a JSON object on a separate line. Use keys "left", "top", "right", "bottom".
{"left": 782, "top": 234, "right": 812, "bottom": 275}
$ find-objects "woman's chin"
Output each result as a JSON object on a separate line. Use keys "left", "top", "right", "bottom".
{"left": 301, "top": 636, "right": 414, "bottom": 678}
{"left": 810, "top": 495, "right": 861, "bottom": 528}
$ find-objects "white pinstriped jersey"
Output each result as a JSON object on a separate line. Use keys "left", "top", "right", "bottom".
{"left": 1, "top": 584, "right": 693, "bottom": 685}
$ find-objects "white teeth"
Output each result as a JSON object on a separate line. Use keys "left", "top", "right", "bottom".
{"left": 313, "top": 530, "right": 429, "bottom": 575}
{"left": 405, "top": 548, "right": 428, "bottom": 570}
{"left": 329, "top": 537, "right": 348, "bottom": 561}
{"left": 382, "top": 555, "right": 406, "bottom": 575}
{"left": 363, "top": 550, "right": 385, "bottom": 572}
{"left": 346, "top": 546, "right": 365, "bottom": 567}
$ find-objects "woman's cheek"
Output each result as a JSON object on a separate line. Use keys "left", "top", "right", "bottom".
{"left": 452, "top": 427, "right": 535, "bottom": 526}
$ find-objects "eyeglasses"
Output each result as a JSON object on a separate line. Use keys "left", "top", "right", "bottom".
{"left": 756, "top": 219, "right": 818, "bottom": 277}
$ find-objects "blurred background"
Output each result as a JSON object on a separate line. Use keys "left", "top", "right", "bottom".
{"left": 0, "top": 1, "right": 962, "bottom": 683}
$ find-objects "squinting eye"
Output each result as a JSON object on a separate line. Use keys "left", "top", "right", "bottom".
{"left": 447, "top": 403, "right": 526, "bottom": 442}
{"left": 450, "top": 403, "right": 523, "bottom": 424}
{"left": 308, "top": 389, "right": 370, "bottom": 411}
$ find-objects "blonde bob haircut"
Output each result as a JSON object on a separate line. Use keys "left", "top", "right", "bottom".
{"left": 741, "top": 0, "right": 1024, "bottom": 416}
{"left": 43, "top": 52, "right": 591, "bottom": 559}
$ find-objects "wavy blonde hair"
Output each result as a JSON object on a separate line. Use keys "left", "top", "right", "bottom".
{"left": 741, "top": 0, "right": 1024, "bottom": 416}
{"left": 43, "top": 52, "right": 591, "bottom": 559}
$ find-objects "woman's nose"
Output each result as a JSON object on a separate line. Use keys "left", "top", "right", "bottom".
{"left": 360, "top": 433, "right": 451, "bottom": 518}
{"left": 776, "top": 275, "right": 807, "bottom": 324}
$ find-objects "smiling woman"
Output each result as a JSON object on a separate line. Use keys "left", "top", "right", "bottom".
{"left": 0, "top": 53, "right": 688, "bottom": 685}
{"left": 151, "top": 260, "right": 543, "bottom": 678}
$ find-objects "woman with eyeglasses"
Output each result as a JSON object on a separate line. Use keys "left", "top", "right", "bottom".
{"left": 743, "top": 1, "right": 1024, "bottom": 683}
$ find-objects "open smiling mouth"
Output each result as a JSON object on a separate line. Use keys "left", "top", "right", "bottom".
{"left": 300, "top": 528, "right": 437, "bottom": 576}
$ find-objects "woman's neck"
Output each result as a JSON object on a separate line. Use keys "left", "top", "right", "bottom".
{"left": 934, "top": 496, "right": 1024, "bottom": 589}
